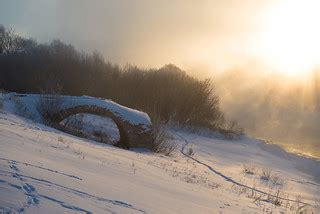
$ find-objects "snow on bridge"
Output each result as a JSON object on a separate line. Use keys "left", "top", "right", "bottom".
{"left": 2, "top": 93, "right": 153, "bottom": 148}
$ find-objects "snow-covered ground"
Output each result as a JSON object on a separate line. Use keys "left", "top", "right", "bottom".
{"left": 0, "top": 95, "right": 319, "bottom": 213}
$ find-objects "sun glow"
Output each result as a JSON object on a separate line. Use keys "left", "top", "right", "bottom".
{"left": 259, "top": 0, "right": 320, "bottom": 76}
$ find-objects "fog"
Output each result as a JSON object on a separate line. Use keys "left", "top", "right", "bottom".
{"left": 214, "top": 66, "right": 320, "bottom": 158}
{"left": 1, "top": 0, "right": 319, "bottom": 158}
{"left": 0, "top": 0, "right": 276, "bottom": 71}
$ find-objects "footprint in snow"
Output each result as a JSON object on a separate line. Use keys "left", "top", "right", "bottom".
{"left": 9, "top": 164, "right": 19, "bottom": 172}
{"left": 23, "top": 183, "right": 40, "bottom": 205}
{"left": 23, "top": 183, "right": 36, "bottom": 193}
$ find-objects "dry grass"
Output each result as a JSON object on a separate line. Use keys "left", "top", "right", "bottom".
{"left": 258, "top": 168, "right": 286, "bottom": 186}
{"left": 131, "top": 160, "right": 136, "bottom": 175}
{"left": 37, "top": 94, "right": 63, "bottom": 123}
{"left": 152, "top": 125, "right": 177, "bottom": 156}
{"left": 187, "top": 145, "right": 195, "bottom": 156}
{"left": 260, "top": 168, "right": 273, "bottom": 181}
{"left": 269, "top": 189, "right": 282, "bottom": 206}
{"left": 151, "top": 113, "right": 177, "bottom": 156}
{"left": 231, "top": 179, "right": 315, "bottom": 213}
{"left": 218, "top": 120, "right": 244, "bottom": 139}
{"left": 242, "top": 164, "right": 258, "bottom": 175}
{"left": 270, "top": 174, "right": 286, "bottom": 186}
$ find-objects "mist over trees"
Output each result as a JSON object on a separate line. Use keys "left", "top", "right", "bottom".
{"left": 214, "top": 66, "right": 320, "bottom": 157}
{"left": 0, "top": 25, "right": 225, "bottom": 129}
{"left": 313, "top": 71, "right": 320, "bottom": 111}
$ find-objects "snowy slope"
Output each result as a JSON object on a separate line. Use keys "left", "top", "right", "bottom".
{"left": 0, "top": 95, "right": 319, "bottom": 213}
{"left": 0, "top": 113, "right": 256, "bottom": 213}
{"left": 175, "top": 130, "right": 320, "bottom": 206}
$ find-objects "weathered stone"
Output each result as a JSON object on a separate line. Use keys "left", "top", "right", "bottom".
{"left": 50, "top": 105, "right": 153, "bottom": 149}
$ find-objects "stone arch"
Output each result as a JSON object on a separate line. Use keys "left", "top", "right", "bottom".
{"left": 50, "top": 105, "right": 153, "bottom": 149}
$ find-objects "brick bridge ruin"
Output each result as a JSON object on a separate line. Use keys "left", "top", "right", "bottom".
{"left": 15, "top": 94, "right": 154, "bottom": 149}
{"left": 50, "top": 104, "right": 154, "bottom": 149}
{"left": 10, "top": 94, "right": 154, "bottom": 149}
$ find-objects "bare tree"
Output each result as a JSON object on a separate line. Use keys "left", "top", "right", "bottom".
{"left": 0, "top": 25, "right": 34, "bottom": 55}
{"left": 0, "top": 26, "right": 235, "bottom": 135}
{"left": 0, "top": 25, "right": 16, "bottom": 54}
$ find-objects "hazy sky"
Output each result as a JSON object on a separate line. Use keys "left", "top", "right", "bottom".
{"left": 2, "top": 0, "right": 320, "bottom": 157}
{"left": 0, "top": 0, "right": 279, "bottom": 76}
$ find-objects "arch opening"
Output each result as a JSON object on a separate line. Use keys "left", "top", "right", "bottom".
{"left": 49, "top": 104, "right": 153, "bottom": 149}
{"left": 60, "top": 113, "right": 120, "bottom": 145}
{"left": 50, "top": 105, "right": 130, "bottom": 148}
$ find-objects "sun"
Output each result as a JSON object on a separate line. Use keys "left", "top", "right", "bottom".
{"left": 258, "top": 0, "right": 320, "bottom": 76}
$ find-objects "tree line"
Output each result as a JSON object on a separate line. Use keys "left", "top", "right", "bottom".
{"left": 0, "top": 25, "right": 228, "bottom": 129}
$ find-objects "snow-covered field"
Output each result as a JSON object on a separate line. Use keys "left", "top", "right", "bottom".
{"left": 0, "top": 95, "right": 319, "bottom": 213}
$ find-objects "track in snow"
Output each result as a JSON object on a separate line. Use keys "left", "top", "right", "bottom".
{"left": 176, "top": 133, "right": 310, "bottom": 206}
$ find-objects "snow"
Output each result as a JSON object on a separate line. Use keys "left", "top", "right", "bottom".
{"left": 60, "top": 95, "right": 151, "bottom": 127}
{"left": 1, "top": 93, "right": 151, "bottom": 128}
{"left": 0, "top": 94, "right": 319, "bottom": 213}
{"left": 175, "top": 130, "right": 320, "bottom": 204}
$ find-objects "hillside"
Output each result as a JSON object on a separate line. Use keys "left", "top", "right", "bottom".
{"left": 0, "top": 94, "right": 319, "bottom": 213}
